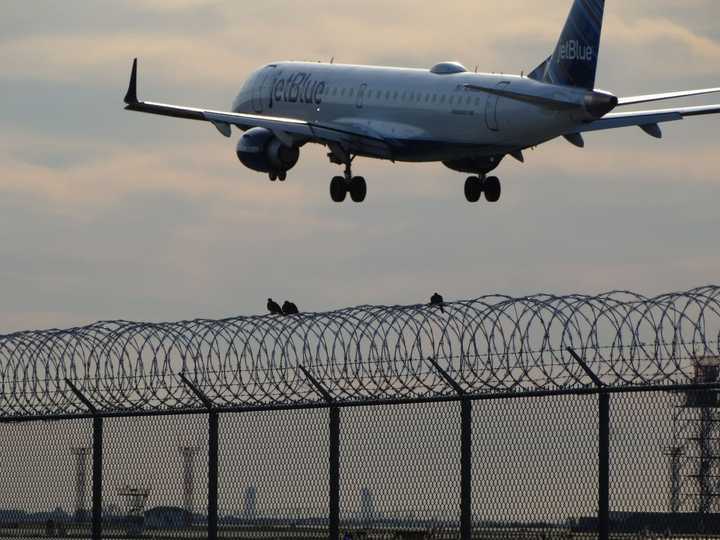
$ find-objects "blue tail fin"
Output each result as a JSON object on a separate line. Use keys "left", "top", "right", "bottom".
{"left": 529, "top": 0, "right": 605, "bottom": 90}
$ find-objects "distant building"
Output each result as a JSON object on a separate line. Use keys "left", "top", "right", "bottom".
{"left": 243, "top": 486, "right": 257, "bottom": 521}
{"left": 575, "top": 512, "right": 720, "bottom": 535}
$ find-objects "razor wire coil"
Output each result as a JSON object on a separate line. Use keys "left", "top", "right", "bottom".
{"left": 1, "top": 286, "right": 719, "bottom": 418}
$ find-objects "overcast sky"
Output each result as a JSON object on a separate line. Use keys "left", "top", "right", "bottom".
{"left": 1, "top": 0, "right": 719, "bottom": 332}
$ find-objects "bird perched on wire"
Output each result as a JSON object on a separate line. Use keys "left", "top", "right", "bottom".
{"left": 430, "top": 292, "right": 445, "bottom": 313}
{"left": 267, "top": 298, "right": 282, "bottom": 315}
{"left": 282, "top": 300, "right": 300, "bottom": 315}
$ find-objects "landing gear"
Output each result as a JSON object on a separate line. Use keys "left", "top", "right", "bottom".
{"left": 330, "top": 176, "right": 366, "bottom": 203}
{"left": 464, "top": 176, "right": 482, "bottom": 203}
{"left": 349, "top": 177, "right": 367, "bottom": 203}
{"left": 329, "top": 156, "right": 366, "bottom": 203}
{"left": 268, "top": 171, "right": 287, "bottom": 182}
{"left": 330, "top": 176, "right": 346, "bottom": 202}
{"left": 484, "top": 176, "right": 501, "bottom": 202}
{"left": 464, "top": 175, "right": 502, "bottom": 203}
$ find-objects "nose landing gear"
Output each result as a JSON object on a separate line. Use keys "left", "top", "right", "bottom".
{"left": 464, "top": 175, "right": 502, "bottom": 203}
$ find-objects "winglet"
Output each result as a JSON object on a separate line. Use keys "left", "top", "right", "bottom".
{"left": 124, "top": 58, "right": 138, "bottom": 105}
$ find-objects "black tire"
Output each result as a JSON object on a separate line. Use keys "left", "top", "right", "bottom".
{"left": 269, "top": 172, "right": 277, "bottom": 182}
{"left": 330, "top": 176, "right": 347, "bottom": 202}
{"left": 278, "top": 171, "right": 287, "bottom": 181}
{"left": 464, "top": 176, "right": 481, "bottom": 203}
{"left": 485, "top": 176, "right": 501, "bottom": 202}
{"left": 350, "top": 176, "right": 367, "bottom": 203}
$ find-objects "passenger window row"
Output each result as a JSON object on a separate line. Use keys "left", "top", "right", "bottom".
{"left": 323, "top": 86, "right": 481, "bottom": 107}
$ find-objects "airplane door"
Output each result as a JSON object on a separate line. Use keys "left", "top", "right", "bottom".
{"left": 485, "top": 81, "right": 509, "bottom": 131}
{"left": 356, "top": 83, "right": 367, "bottom": 109}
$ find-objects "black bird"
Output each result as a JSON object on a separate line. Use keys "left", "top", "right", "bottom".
{"left": 283, "top": 301, "right": 300, "bottom": 315}
{"left": 430, "top": 292, "right": 445, "bottom": 313}
{"left": 267, "top": 298, "right": 282, "bottom": 315}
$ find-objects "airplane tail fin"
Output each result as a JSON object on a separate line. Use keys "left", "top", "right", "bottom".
{"left": 528, "top": 0, "right": 605, "bottom": 90}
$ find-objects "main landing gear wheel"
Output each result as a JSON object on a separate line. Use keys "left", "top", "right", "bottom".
{"left": 329, "top": 155, "right": 366, "bottom": 203}
{"left": 464, "top": 176, "right": 482, "bottom": 203}
{"left": 484, "top": 176, "right": 501, "bottom": 203}
{"left": 464, "top": 175, "right": 502, "bottom": 203}
{"left": 330, "top": 176, "right": 347, "bottom": 203}
{"left": 349, "top": 176, "right": 367, "bottom": 203}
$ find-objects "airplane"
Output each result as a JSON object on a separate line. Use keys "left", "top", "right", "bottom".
{"left": 123, "top": 0, "right": 720, "bottom": 205}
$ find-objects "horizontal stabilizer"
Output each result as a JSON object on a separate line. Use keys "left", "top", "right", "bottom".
{"left": 566, "top": 104, "right": 720, "bottom": 135}
{"left": 618, "top": 87, "right": 720, "bottom": 106}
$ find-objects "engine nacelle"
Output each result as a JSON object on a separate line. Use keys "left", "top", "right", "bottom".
{"left": 236, "top": 127, "right": 300, "bottom": 174}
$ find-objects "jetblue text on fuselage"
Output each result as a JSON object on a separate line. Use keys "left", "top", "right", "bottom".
{"left": 270, "top": 72, "right": 326, "bottom": 108}
{"left": 558, "top": 40, "right": 594, "bottom": 62}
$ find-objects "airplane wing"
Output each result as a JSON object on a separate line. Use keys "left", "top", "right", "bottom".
{"left": 567, "top": 104, "right": 720, "bottom": 138}
{"left": 123, "top": 59, "right": 393, "bottom": 159}
{"left": 617, "top": 87, "right": 720, "bottom": 106}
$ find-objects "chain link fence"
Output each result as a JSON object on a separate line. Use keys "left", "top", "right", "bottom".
{"left": 2, "top": 384, "right": 719, "bottom": 539}
{"left": 2, "top": 288, "right": 720, "bottom": 538}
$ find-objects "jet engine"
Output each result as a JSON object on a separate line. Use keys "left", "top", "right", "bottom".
{"left": 236, "top": 127, "right": 300, "bottom": 174}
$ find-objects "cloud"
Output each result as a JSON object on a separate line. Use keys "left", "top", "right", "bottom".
{"left": 0, "top": 34, "right": 242, "bottom": 85}
{"left": 3, "top": 1, "right": 719, "bottom": 89}
{"left": 128, "top": 0, "right": 219, "bottom": 11}
{"left": 1, "top": 0, "right": 719, "bottom": 333}
{"left": 603, "top": 15, "right": 720, "bottom": 82}
{"left": 530, "top": 135, "right": 720, "bottom": 185}
{"left": 0, "top": 132, "right": 320, "bottom": 217}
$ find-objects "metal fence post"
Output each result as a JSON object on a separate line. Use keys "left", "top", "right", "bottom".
{"left": 178, "top": 373, "right": 218, "bottom": 540}
{"left": 567, "top": 349, "right": 609, "bottom": 540}
{"left": 92, "top": 416, "right": 103, "bottom": 540}
{"left": 426, "top": 358, "right": 471, "bottom": 539}
{"left": 298, "top": 365, "right": 338, "bottom": 540}
{"left": 329, "top": 406, "right": 341, "bottom": 540}
{"left": 65, "top": 379, "right": 103, "bottom": 540}
{"left": 208, "top": 411, "right": 219, "bottom": 540}
{"left": 460, "top": 397, "right": 472, "bottom": 540}
{"left": 598, "top": 391, "right": 610, "bottom": 540}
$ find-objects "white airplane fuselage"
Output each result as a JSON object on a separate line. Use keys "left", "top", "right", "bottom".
{"left": 123, "top": 0, "right": 720, "bottom": 203}
{"left": 232, "top": 62, "right": 588, "bottom": 163}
